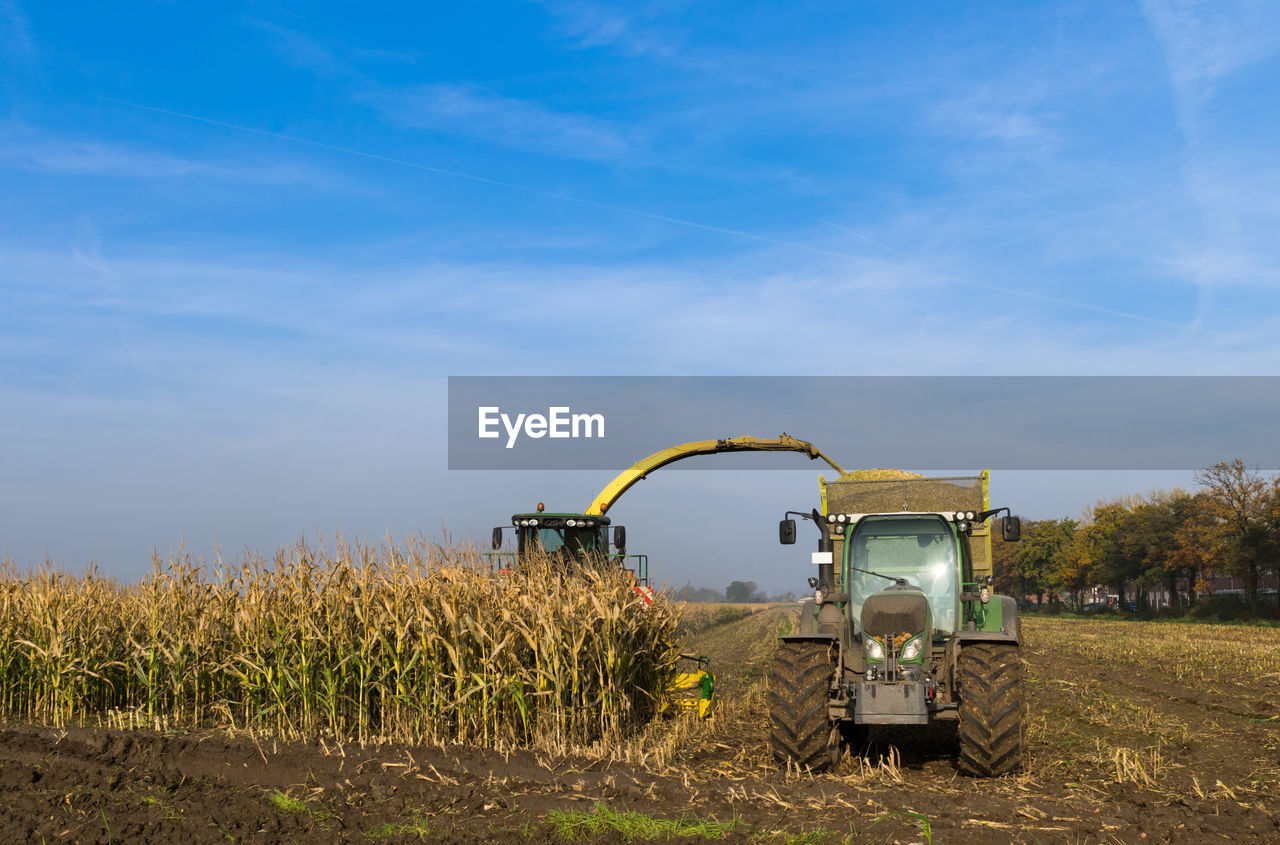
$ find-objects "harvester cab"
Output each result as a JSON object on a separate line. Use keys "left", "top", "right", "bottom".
{"left": 489, "top": 504, "right": 649, "bottom": 587}
{"left": 770, "top": 473, "right": 1026, "bottom": 776}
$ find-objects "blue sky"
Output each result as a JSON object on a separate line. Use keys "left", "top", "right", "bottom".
{"left": 2, "top": 1, "right": 1278, "bottom": 591}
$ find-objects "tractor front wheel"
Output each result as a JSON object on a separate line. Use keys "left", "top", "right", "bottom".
{"left": 769, "top": 640, "right": 835, "bottom": 770}
{"left": 957, "top": 642, "right": 1024, "bottom": 776}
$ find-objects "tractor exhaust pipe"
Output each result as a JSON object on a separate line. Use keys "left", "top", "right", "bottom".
{"left": 812, "top": 508, "right": 835, "bottom": 593}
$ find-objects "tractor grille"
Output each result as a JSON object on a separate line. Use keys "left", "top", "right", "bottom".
{"left": 861, "top": 592, "right": 928, "bottom": 638}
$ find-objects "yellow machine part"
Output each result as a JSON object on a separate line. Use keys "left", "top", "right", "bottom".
{"left": 661, "top": 655, "right": 716, "bottom": 719}
{"left": 585, "top": 434, "right": 846, "bottom": 516}
{"left": 662, "top": 670, "right": 715, "bottom": 719}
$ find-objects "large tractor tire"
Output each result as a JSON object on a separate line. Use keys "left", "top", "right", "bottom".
{"left": 769, "top": 640, "right": 835, "bottom": 770}
{"left": 957, "top": 643, "right": 1024, "bottom": 776}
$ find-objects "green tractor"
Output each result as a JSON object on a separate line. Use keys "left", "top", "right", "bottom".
{"left": 771, "top": 504, "right": 1024, "bottom": 776}
{"left": 489, "top": 505, "right": 652, "bottom": 599}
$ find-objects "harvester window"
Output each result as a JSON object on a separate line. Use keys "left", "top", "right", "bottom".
{"left": 532, "top": 528, "right": 567, "bottom": 553}
{"left": 522, "top": 526, "right": 602, "bottom": 558}
{"left": 846, "top": 516, "right": 959, "bottom": 636}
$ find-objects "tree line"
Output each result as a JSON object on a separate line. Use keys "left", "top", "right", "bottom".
{"left": 675, "top": 581, "right": 797, "bottom": 604}
{"left": 992, "top": 460, "right": 1280, "bottom": 612}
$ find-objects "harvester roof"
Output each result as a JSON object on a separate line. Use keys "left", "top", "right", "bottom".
{"left": 510, "top": 513, "right": 612, "bottom": 527}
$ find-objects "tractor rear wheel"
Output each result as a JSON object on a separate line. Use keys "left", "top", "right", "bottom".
{"left": 957, "top": 642, "right": 1024, "bottom": 776}
{"left": 769, "top": 640, "right": 834, "bottom": 770}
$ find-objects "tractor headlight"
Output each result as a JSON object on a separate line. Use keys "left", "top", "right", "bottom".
{"left": 833, "top": 524, "right": 844, "bottom": 534}
{"left": 865, "top": 637, "right": 884, "bottom": 660}
{"left": 901, "top": 636, "right": 923, "bottom": 660}
{"left": 585, "top": 520, "right": 594, "bottom": 527}
{"left": 980, "top": 586, "right": 991, "bottom": 603}
{"left": 566, "top": 519, "right": 576, "bottom": 527}
{"left": 836, "top": 514, "right": 846, "bottom": 523}
{"left": 528, "top": 518, "right": 538, "bottom": 526}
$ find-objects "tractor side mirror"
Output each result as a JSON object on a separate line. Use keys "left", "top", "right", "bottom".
{"left": 1001, "top": 516, "right": 1022, "bottom": 542}
{"left": 779, "top": 518, "right": 797, "bottom": 545}
{"left": 612, "top": 525, "right": 626, "bottom": 552}
{"left": 491, "top": 527, "right": 503, "bottom": 550}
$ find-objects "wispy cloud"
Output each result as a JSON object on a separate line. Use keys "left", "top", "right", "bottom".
{"left": 1140, "top": 0, "right": 1280, "bottom": 136}
{"left": 1165, "top": 245, "right": 1280, "bottom": 290}
{"left": 366, "top": 83, "right": 639, "bottom": 163}
{"left": 930, "top": 94, "right": 1058, "bottom": 145}
{"left": 2, "top": 240, "right": 1234, "bottom": 382}
{"left": 0, "top": 124, "right": 334, "bottom": 186}
{"left": 0, "top": 0, "right": 36, "bottom": 66}
{"left": 1138, "top": 1, "right": 1280, "bottom": 305}
{"left": 537, "top": 0, "right": 680, "bottom": 59}
{"left": 248, "top": 19, "right": 417, "bottom": 78}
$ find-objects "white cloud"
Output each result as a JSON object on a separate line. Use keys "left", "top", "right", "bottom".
{"left": 2, "top": 239, "right": 1251, "bottom": 384}
{"left": 1138, "top": 0, "right": 1280, "bottom": 313}
{"left": 930, "top": 98, "right": 1058, "bottom": 145}
{"left": 1165, "top": 246, "right": 1280, "bottom": 290}
{"left": 538, "top": 0, "right": 680, "bottom": 59}
{"left": 924, "top": 58, "right": 1070, "bottom": 150}
{"left": 0, "top": 0, "right": 36, "bottom": 66}
{"left": 0, "top": 125, "right": 338, "bottom": 186}
{"left": 1140, "top": 0, "right": 1280, "bottom": 128}
{"left": 248, "top": 19, "right": 417, "bottom": 78}
{"left": 366, "top": 83, "right": 638, "bottom": 163}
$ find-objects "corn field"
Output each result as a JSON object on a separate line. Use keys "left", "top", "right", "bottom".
{"left": 0, "top": 538, "right": 678, "bottom": 751}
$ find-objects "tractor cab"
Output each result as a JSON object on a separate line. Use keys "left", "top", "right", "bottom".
{"left": 489, "top": 504, "right": 649, "bottom": 586}
{"left": 506, "top": 512, "right": 611, "bottom": 559}
{"left": 846, "top": 514, "right": 962, "bottom": 642}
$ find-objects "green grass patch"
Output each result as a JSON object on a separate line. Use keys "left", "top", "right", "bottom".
{"left": 267, "top": 791, "right": 309, "bottom": 813}
{"left": 368, "top": 813, "right": 432, "bottom": 840}
{"left": 266, "top": 790, "right": 331, "bottom": 822}
{"left": 761, "top": 830, "right": 842, "bottom": 845}
{"left": 546, "top": 803, "right": 735, "bottom": 841}
{"left": 140, "top": 795, "right": 180, "bottom": 821}
{"left": 868, "top": 811, "right": 932, "bottom": 844}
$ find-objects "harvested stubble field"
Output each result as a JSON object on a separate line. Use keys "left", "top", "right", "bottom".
{"left": 1, "top": 567, "right": 1278, "bottom": 843}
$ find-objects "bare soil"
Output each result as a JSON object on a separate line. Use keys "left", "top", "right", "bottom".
{"left": 1, "top": 608, "right": 1276, "bottom": 843}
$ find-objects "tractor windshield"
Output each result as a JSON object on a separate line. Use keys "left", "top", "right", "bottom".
{"left": 520, "top": 526, "right": 605, "bottom": 558}
{"left": 845, "top": 515, "right": 959, "bottom": 636}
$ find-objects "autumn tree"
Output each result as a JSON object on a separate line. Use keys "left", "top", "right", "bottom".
{"left": 1009, "top": 518, "right": 1076, "bottom": 607}
{"left": 1196, "top": 461, "right": 1270, "bottom": 602}
{"left": 1123, "top": 493, "right": 1190, "bottom": 611}
{"left": 1164, "top": 491, "right": 1226, "bottom": 603}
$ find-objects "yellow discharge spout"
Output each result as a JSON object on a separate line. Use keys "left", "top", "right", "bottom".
{"left": 584, "top": 434, "right": 846, "bottom": 516}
